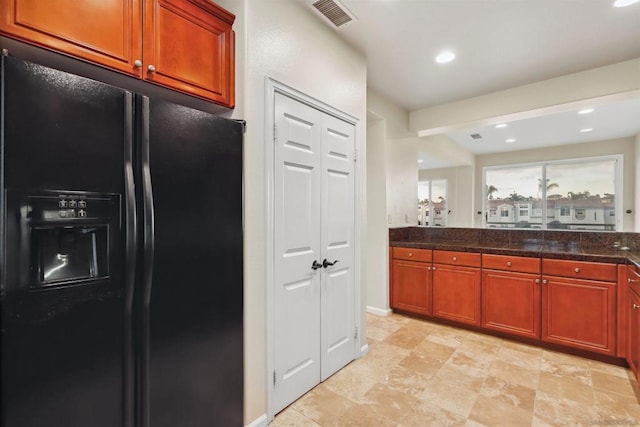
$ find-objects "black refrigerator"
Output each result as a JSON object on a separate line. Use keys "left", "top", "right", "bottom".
{"left": 0, "top": 55, "right": 243, "bottom": 426}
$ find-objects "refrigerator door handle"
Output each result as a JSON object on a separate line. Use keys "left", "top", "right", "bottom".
{"left": 140, "top": 95, "right": 155, "bottom": 427}
{"left": 123, "top": 92, "right": 136, "bottom": 427}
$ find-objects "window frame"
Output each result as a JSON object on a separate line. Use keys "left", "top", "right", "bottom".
{"left": 418, "top": 179, "right": 448, "bottom": 227}
{"left": 482, "top": 154, "right": 622, "bottom": 231}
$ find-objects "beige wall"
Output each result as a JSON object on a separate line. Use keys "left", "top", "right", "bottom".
{"left": 220, "top": 1, "right": 368, "bottom": 425}
{"left": 474, "top": 137, "right": 636, "bottom": 231}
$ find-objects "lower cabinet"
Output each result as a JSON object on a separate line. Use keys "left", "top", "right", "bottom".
{"left": 482, "top": 254, "right": 541, "bottom": 339}
{"left": 389, "top": 246, "right": 622, "bottom": 359}
{"left": 432, "top": 250, "right": 481, "bottom": 326}
{"left": 391, "top": 248, "right": 432, "bottom": 316}
{"left": 629, "top": 288, "right": 640, "bottom": 380}
{"left": 542, "top": 275, "right": 616, "bottom": 356}
{"left": 482, "top": 269, "right": 541, "bottom": 339}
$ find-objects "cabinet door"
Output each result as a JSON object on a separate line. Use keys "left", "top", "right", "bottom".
{"left": 0, "top": 0, "right": 142, "bottom": 76}
{"left": 482, "top": 270, "right": 541, "bottom": 339}
{"left": 432, "top": 264, "right": 481, "bottom": 326}
{"left": 629, "top": 288, "right": 640, "bottom": 382}
{"left": 542, "top": 276, "right": 616, "bottom": 356}
{"left": 391, "top": 259, "right": 431, "bottom": 316}
{"left": 143, "top": 0, "right": 235, "bottom": 106}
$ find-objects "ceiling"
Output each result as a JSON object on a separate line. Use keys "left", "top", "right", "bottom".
{"left": 296, "top": 0, "right": 640, "bottom": 165}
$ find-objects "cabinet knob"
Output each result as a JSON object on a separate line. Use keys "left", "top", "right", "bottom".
{"left": 148, "top": 64, "right": 156, "bottom": 72}
{"left": 427, "top": 266, "right": 431, "bottom": 270}
{"left": 507, "top": 261, "right": 512, "bottom": 267}
{"left": 134, "top": 59, "right": 143, "bottom": 68}
{"left": 633, "top": 304, "right": 640, "bottom": 310}
{"left": 452, "top": 256, "right": 457, "bottom": 262}
{"left": 542, "top": 279, "right": 548, "bottom": 285}
{"left": 535, "top": 278, "right": 540, "bottom": 284}
{"left": 574, "top": 267, "right": 580, "bottom": 273}
{"left": 408, "top": 252, "right": 413, "bottom": 257}
{"left": 432, "top": 266, "right": 436, "bottom": 271}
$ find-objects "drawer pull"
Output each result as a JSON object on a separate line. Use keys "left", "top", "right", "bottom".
{"left": 629, "top": 278, "right": 638, "bottom": 284}
{"left": 535, "top": 278, "right": 540, "bottom": 284}
{"left": 408, "top": 252, "right": 413, "bottom": 257}
{"left": 507, "top": 261, "right": 512, "bottom": 267}
{"left": 542, "top": 279, "right": 548, "bottom": 285}
{"left": 452, "top": 256, "right": 457, "bottom": 262}
{"left": 432, "top": 266, "right": 437, "bottom": 271}
{"left": 574, "top": 267, "right": 580, "bottom": 273}
{"left": 633, "top": 304, "right": 640, "bottom": 310}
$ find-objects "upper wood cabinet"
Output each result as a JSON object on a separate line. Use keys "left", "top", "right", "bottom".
{"left": 0, "top": 0, "right": 235, "bottom": 107}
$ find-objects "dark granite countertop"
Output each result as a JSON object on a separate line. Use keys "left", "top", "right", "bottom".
{"left": 389, "top": 227, "right": 640, "bottom": 266}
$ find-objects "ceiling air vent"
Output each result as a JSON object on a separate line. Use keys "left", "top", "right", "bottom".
{"left": 311, "top": 0, "right": 357, "bottom": 28}
{"left": 470, "top": 133, "right": 483, "bottom": 140}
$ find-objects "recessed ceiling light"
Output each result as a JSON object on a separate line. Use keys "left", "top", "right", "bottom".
{"left": 505, "top": 138, "right": 516, "bottom": 143}
{"left": 435, "top": 50, "right": 456, "bottom": 64}
{"left": 418, "top": 159, "right": 424, "bottom": 163}
{"left": 495, "top": 124, "right": 508, "bottom": 129}
{"left": 580, "top": 128, "right": 593, "bottom": 133}
{"left": 578, "top": 108, "right": 594, "bottom": 115}
{"left": 614, "top": 0, "right": 640, "bottom": 7}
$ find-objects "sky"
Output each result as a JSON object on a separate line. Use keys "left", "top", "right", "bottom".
{"left": 485, "top": 160, "right": 616, "bottom": 199}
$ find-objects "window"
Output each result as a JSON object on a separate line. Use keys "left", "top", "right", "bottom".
{"left": 418, "top": 179, "right": 447, "bottom": 227}
{"left": 484, "top": 155, "right": 620, "bottom": 231}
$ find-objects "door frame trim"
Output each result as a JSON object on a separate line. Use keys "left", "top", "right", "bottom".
{"left": 264, "top": 77, "right": 363, "bottom": 421}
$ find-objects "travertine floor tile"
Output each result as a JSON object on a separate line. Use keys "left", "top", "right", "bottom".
{"left": 273, "top": 313, "right": 640, "bottom": 427}
{"left": 468, "top": 395, "right": 533, "bottom": 426}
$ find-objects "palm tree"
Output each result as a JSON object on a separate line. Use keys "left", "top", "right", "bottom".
{"left": 486, "top": 185, "right": 498, "bottom": 200}
{"left": 538, "top": 178, "right": 559, "bottom": 195}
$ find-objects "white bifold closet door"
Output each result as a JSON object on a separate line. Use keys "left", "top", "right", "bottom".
{"left": 272, "top": 92, "right": 356, "bottom": 414}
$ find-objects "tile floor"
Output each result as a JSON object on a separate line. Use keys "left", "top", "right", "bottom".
{"left": 272, "top": 312, "right": 640, "bottom": 426}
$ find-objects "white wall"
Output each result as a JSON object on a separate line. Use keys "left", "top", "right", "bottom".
{"left": 636, "top": 133, "right": 640, "bottom": 232}
{"left": 386, "top": 138, "right": 418, "bottom": 227}
{"left": 366, "top": 118, "right": 390, "bottom": 314}
{"left": 419, "top": 166, "right": 475, "bottom": 228}
{"left": 474, "top": 137, "right": 636, "bottom": 231}
{"left": 222, "top": 1, "right": 367, "bottom": 424}
{"left": 410, "top": 58, "right": 640, "bottom": 135}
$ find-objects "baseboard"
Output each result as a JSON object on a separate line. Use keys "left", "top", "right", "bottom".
{"left": 367, "top": 306, "right": 391, "bottom": 317}
{"left": 360, "top": 342, "right": 370, "bottom": 356}
{"left": 245, "top": 413, "right": 268, "bottom": 427}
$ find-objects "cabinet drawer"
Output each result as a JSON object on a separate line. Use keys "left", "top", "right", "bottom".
{"left": 433, "top": 250, "right": 480, "bottom": 268}
{"left": 542, "top": 259, "right": 617, "bottom": 282}
{"left": 628, "top": 264, "right": 640, "bottom": 294}
{"left": 483, "top": 254, "right": 540, "bottom": 274}
{"left": 393, "top": 247, "right": 432, "bottom": 263}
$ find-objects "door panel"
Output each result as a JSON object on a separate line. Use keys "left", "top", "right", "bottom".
{"left": 145, "top": 98, "right": 243, "bottom": 427}
{"left": 273, "top": 93, "right": 323, "bottom": 413}
{"left": 321, "top": 115, "right": 355, "bottom": 381}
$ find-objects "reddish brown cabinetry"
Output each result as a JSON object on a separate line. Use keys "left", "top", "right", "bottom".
{"left": 627, "top": 265, "right": 640, "bottom": 381}
{"left": 542, "top": 259, "right": 617, "bottom": 356}
{"left": 0, "top": 0, "right": 235, "bottom": 106}
{"left": 482, "top": 254, "right": 541, "bottom": 339}
{"left": 391, "top": 248, "right": 432, "bottom": 316}
{"left": 432, "top": 250, "right": 482, "bottom": 326}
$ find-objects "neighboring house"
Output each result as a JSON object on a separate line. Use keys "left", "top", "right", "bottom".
{"left": 486, "top": 198, "right": 615, "bottom": 230}
{"left": 418, "top": 201, "right": 447, "bottom": 226}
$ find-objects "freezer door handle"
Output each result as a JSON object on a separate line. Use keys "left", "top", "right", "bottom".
{"left": 123, "top": 92, "right": 136, "bottom": 427}
{"left": 140, "top": 95, "right": 155, "bottom": 427}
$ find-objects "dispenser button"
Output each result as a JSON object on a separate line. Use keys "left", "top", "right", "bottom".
{"left": 59, "top": 210, "right": 68, "bottom": 218}
{"left": 78, "top": 200, "right": 87, "bottom": 208}
{"left": 69, "top": 200, "right": 77, "bottom": 208}
{"left": 68, "top": 210, "right": 76, "bottom": 218}
{"left": 59, "top": 200, "right": 68, "bottom": 208}
{"left": 78, "top": 209, "right": 87, "bottom": 218}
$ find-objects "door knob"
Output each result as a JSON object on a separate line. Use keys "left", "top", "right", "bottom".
{"left": 322, "top": 259, "right": 339, "bottom": 268}
{"left": 311, "top": 260, "right": 322, "bottom": 270}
